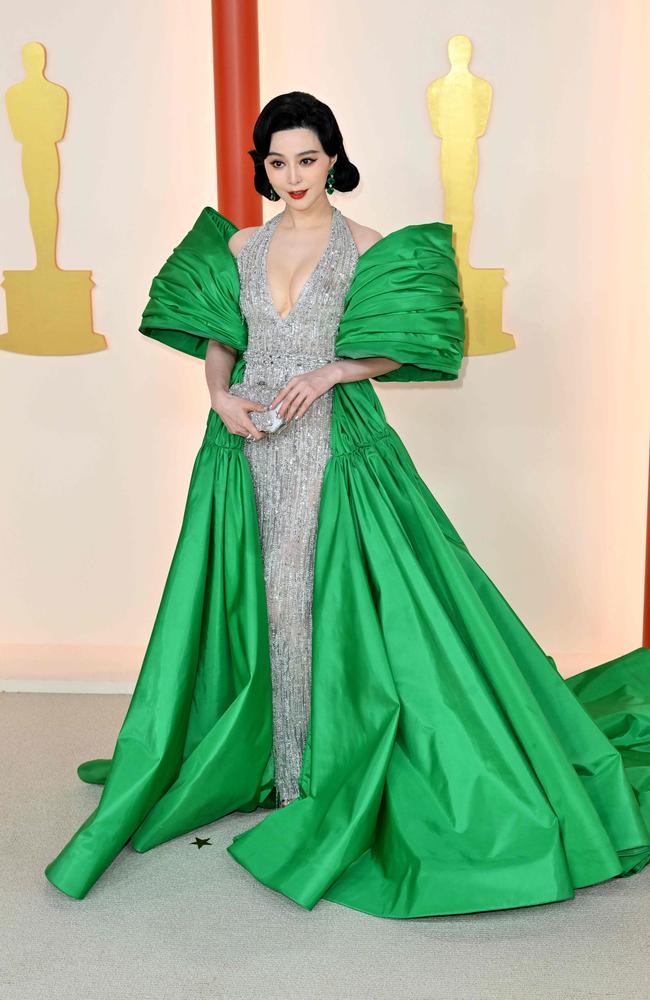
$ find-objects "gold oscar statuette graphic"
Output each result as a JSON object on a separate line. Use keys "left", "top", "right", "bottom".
{"left": 0, "top": 41, "right": 106, "bottom": 355}
{"left": 427, "top": 35, "right": 515, "bottom": 356}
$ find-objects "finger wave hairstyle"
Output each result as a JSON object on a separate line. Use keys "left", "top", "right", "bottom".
{"left": 248, "top": 91, "right": 361, "bottom": 201}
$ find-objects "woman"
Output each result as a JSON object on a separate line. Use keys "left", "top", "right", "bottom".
{"left": 45, "top": 91, "right": 650, "bottom": 919}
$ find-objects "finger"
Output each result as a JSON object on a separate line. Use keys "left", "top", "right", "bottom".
{"left": 294, "top": 399, "right": 311, "bottom": 419}
{"left": 278, "top": 389, "right": 301, "bottom": 419}
{"left": 286, "top": 391, "right": 311, "bottom": 420}
{"left": 240, "top": 415, "right": 265, "bottom": 439}
{"left": 244, "top": 427, "right": 266, "bottom": 440}
{"left": 270, "top": 387, "right": 288, "bottom": 409}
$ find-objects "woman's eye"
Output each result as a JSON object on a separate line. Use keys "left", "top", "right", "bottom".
{"left": 269, "top": 158, "right": 316, "bottom": 168}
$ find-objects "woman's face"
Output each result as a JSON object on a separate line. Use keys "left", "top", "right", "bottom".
{"left": 264, "top": 128, "right": 336, "bottom": 208}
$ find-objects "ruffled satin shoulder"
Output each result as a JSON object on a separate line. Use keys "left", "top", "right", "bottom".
{"left": 139, "top": 207, "right": 247, "bottom": 359}
{"left": 138, "top": 206, "right": 466, "bottom": 382}
{"left": 337, "top": 221, "right": 466, "bottom": 382}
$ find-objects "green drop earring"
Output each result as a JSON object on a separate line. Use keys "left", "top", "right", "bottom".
{"left": 268, "top": 183, "right": 279, "bottom": 201}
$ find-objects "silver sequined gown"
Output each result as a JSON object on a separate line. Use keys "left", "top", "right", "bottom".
{"left": 232, "top": 206, "right": 359, "bottom": 805}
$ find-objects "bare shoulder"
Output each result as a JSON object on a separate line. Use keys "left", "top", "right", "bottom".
{"left": 227, "top": 225, "right": 262, "bottom": 259}
{"left": 340, "top": 214, "right": 384, "bottom": 255}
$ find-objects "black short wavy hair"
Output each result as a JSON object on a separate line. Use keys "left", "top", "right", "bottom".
{"left": 248, "top": 91, "right": 360, "bottom": 201}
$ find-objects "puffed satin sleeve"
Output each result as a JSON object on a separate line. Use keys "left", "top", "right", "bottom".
{"left": 138, "top": 206, "right": 248, "bottom": 359}
{"left": 335, "top": 221, "right": 465, "bottom": 382}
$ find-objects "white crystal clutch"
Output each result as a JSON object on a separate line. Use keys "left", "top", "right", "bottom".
{"left": 228, "top": 383, "right": 289, "bottom": 435}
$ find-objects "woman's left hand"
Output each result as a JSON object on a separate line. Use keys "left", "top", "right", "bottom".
{"left": 270, "top": 364, "right": 339, "bottom": 422}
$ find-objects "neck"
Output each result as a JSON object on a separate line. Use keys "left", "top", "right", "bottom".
{"left": 277, "top": 197, "right": 334, "bottom": 231}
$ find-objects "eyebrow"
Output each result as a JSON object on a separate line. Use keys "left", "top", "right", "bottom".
{"left": 266, "top": 150, "right": 320, "bottom": 158}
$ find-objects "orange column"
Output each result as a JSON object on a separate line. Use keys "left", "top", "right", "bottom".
{"left": 211, "top": 0, "right": 261, "bottom": 228}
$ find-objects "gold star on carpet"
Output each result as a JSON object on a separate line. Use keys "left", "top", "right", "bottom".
{"left": 191, "top": 836, "right": 212, "bottom": 849}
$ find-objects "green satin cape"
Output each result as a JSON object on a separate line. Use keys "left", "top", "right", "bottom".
{"left": 44, "top": 207, "right": 650, "bottom": 918}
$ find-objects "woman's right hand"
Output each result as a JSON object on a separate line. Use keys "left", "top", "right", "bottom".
{"left": 211, "top": 389, "right": 268, "bottom": 441}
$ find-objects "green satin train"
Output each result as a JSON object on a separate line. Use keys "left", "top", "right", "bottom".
{"left": 44, "top": 207, "right": 650, "bottom": 918}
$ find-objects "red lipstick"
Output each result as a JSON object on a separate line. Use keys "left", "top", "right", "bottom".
{"left": 288, "top": 190, "right": 307, "bottom": 199}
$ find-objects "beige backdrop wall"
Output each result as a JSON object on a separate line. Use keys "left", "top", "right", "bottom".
{"left": 1, "top": 0, "right": 649, "bottom": 691}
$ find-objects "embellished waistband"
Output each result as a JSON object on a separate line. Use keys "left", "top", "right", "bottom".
{"left": 242, "top": 350, "right": 337, "bottom": 386}
{"left": 243, "top": 349, "right": 336, "bottom": 365}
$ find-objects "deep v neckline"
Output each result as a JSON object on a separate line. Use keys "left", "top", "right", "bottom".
{"left": 264, "top": 206, "right": 337, "bottom": 323}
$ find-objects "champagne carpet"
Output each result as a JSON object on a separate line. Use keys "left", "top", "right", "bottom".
{"left": 4, "top": 691, "right": 649, "bottom": 1000}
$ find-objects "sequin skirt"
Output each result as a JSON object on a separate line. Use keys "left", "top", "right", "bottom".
{"left": 231, "top": 355, "right": 335, "bottom": 803}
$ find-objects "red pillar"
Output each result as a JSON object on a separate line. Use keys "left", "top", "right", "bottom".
{"left": 211, "top": 0, "right": 261, "bottom": 228}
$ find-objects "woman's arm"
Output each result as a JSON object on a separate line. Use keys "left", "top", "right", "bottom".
{"left": 269, "top": 356, "right": 403, "bottom": 423}
{"left": 205, "top": 340, "right": 268, "bottom": 440}
{"left": 205, "top": 339, "right": 237, "bottom": 405}
{"left": 328, "top": 356, "right": 403, "bottom": 385}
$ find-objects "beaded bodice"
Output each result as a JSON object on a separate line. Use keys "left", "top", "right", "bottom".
{"left": 235, "top": 205, "right": 359, "bottom": 387}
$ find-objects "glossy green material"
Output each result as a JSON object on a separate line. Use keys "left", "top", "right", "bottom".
{"left": 44, "top": 207, "right": 650, "bottom": 917}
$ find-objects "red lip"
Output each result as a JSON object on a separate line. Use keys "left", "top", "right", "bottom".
{"left": 288, "top": 190, "right": 307, "bottom": 199}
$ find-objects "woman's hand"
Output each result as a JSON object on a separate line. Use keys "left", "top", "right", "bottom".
{"left": 270, "top": 364, "right": 339, "bottom": 422}
{"left": 212, "top": 389, "right": 268, "bottom": 441}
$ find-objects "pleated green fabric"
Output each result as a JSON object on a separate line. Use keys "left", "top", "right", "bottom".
{"left": 336, "top": 220, "right": 466, "bottom": 382}
{"left": 139, "top": 207, "right": 247, "bottom": 358}
{"left": 44, "top": 206, "right": 650, "bottom": 917}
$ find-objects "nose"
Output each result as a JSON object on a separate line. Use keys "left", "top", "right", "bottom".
{"left": 287, "top": 165, "right": 302, "bottom": 186}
